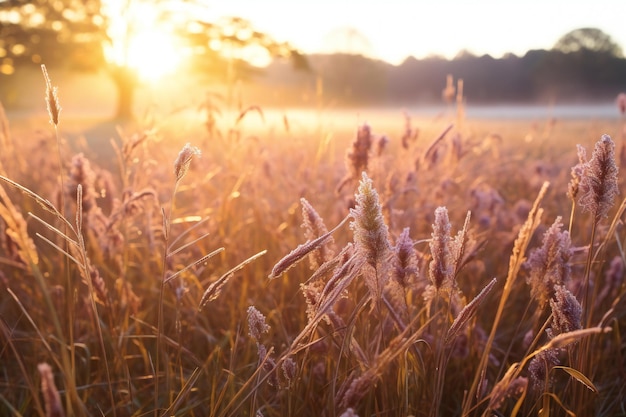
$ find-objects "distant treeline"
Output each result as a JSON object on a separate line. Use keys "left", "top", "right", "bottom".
{"left": 256, "top": 49, "right": 626, "bottom": 106}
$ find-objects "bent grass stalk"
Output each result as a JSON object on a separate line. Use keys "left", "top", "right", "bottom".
{"left": 462, "top": 181, "right": 549, "bottom": 415}
{"left": 0, "top": 176, "right": 86, "bottom": 416}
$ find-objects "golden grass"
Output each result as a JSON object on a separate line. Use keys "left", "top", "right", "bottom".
{"left": 0, "top": 75, "right": 625, "bottom": 417}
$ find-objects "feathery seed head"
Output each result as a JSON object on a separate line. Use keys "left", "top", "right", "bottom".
{"left": 41, "top": 65, "right": 61, "bottom": 126}
{"left": 549, "top": 285, "right": 582, "bottom": 335}
{"left": 247, "top": 306, "right": 270, "bottom": 342}
{"left": 528, "top": 349, "right": 560, "bottom": 391}
{"left": 429, "top": 206, "right": 453, "bottom": 291}
{"left": 281, "top": 356, "right": 297, "bottom": 387}
{"left": 393, "top": 227, "right": 418, "bottom": 288}
{"left": 67, "top": 153, "right": 98, "bottom": 216}
{"left": 567, "top": 145, "right": 588, "bottom": 201}
{"left": 578, "top": 134, "right": 619, "bottom": 221}
{"left": 346, "top": 124, "right": 373, "bottom": 179}
{"left": 488, "top": 376, "right": 528, "bottom": 411}
{"left": 38, "top": 363, "right": 65, "bottom": 417}
{"left": 524, "top": 217, "right": 572, "bottom": 308}
{"left": 301, "top": 197, "right": 335, "bottom": 269}
{"left": 350, "top": 172, "right": 391, "bottom": 267}
{"left": 174, "top": 143, "right": 201, "bottom": 183}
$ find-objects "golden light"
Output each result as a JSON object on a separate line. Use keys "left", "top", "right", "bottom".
{"left": 102, "top": 0, "right": 185, "bottom": 82}
{"left": 125, "top": 29, "right": 182, "bottom": 81}
{"left": 238, "top": 44, "right": 272, "bottom": 68}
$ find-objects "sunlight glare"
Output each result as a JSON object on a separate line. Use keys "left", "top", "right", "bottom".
{"left": 125, "top": 29, "right": 181, "bottom": 81}
{"left": 103, "top": 0, "right": 184, "bottom": 82}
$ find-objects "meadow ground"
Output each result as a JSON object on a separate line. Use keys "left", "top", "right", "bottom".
{"left": 1, "top": 89, "right": 625, "bottom": 417}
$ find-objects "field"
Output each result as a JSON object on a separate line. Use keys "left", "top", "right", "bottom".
{"left": 1, "top": 75, "right": 625, "bottom": 417}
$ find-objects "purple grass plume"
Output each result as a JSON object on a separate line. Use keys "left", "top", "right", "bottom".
{"left": 429, "top": 206, "right": 454, "bottom": 292}
{"left": 392, "top": 227, "right": 418, "bottom": 288}
{"left": 350, "top": 173, "right": 391, "bottom": 304}
{"left": 567, "top": 145, "right": 587, "bottom": 202}
{"left": 37, "top": 363, "right": 65, "bottom": 417}
{"left": 578, "top": 134, "right": 619, "bottom": 221}
{"left": 524, "top": 217, "right": 572, "bottom": 308}
{"left": 549, "top": 284, "right": 582, "bottom": 336}
{"left": 301, "top": 197, "right": 336, "bottom": 269}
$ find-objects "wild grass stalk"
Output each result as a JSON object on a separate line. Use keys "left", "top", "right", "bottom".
{"left": 462, "top": 181, "right": 549, "bottom": 415}
{"left": 155, "top": 143, "right": 201, "bottom": 415}
{"left": 1, "top": 71, "right": 625, "bottom": 417}
{"left": 0, "top": 175, "right": 87, "bottom": 416}
{"left": 575, "top": 135, "right": 619, "bottom": 321}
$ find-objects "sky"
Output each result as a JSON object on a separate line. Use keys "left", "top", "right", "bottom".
{"left": 206, "top": 0, "right": 626, "bottom": 65}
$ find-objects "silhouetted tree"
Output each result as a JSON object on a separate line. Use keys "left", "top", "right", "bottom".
{"left": 553, "top": 27, "right": 623, "bottom": 57}
{"left": 0, "top": 0, "right": 303, "bottom": 119}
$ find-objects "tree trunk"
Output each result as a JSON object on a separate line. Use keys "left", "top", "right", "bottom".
{"left": 109, "top": 65, "right": 137, "bottom": 120}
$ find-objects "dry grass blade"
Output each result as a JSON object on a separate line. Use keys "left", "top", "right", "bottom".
{"left": 269, "top": 214, "right": 350, "bottom": 279}
{"left": 6, "top": 288, "right": 57, "bottom": 361}
{"left": 463, "top": 181, "right": 550, "bottom": 414}
{"left": 540, "top": 326, "right": 612, "bottom": 351}
{"left": 167, "top": 216, "right": 210, "bottom": 251}
{"left": 167, "top": 231, "right": 212, "bottom": 258}
{"left": 445, "top": 277, "right": 497, "bottom": 345}
{"left": 422, "top": 124, "right": 453, "bottom": 164}
{"left": 340, "top": 314, "right": 431, "bottom": 409}
{"left": 0, "top": 175, "right": 73, "bottom": 230}
{"left": 75, "top": 184, "right": 83, "bottom": 232}
{"left": 592, "top": 196, "right": 626, "bottom": 264}
{"left": 161, "top": 206, "right": 169, "bottom": 240}
{"left": 554, "top": 366, "right": 598, "bottom": 393}
{"left": 452, "top": 210, "right": 472, "bottom": 275}
{"left": 303, "top": 253, "right": 343, "bottom": 285}
{"left": 161, "top": 367, "right": 202, "bottom": 415}
{"left": 35, "top": 233, "right": 84, "bottom": 268}
{"left": 235, "top": 105, "right": 265, "bottom": 126}
{"left": 165, "top": 247, "right": 225, "bottom": 284}
{"left": 290, "top": 255, "right": 366, "bottom": 351}
{"left": 0, "top": 317, "right": 46, "bottom": 417}
{"left": 199, "top": 250, "right": 268, "bottom": 309}
{"left": 28, "top": 213, "right": 78, "bottom": 248}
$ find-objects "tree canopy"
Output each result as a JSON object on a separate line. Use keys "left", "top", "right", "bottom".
{"left": 0, "top": 0, "right": 303, "bottom": 118}
{"left": 553, "top": 27, "right": 623, "bottom": 57}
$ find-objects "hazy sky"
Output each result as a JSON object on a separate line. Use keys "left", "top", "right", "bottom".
{"left": 208, "top": 0, "right": 626, "bottom": 64}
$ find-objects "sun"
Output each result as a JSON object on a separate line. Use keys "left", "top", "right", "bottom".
{"left": 102, "top": 0, "right": 185, "bottom": 82}
{"left": 124, "top": 28, "right": 182, "bottom": 81}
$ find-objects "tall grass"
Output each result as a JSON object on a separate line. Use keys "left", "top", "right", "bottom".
{"left": 0, "top": 72, "right": 624, "bottom": 417}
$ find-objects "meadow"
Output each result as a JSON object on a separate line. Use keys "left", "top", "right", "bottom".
{"left": 0, "top": 70, "right": 625, "bottom": 417}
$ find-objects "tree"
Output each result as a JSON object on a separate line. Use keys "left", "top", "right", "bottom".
{"left": 0, "top": 0, "right": 303, "bottom": 119}
{"left": 553, "top": 27, "right": 623, "bottom": 57}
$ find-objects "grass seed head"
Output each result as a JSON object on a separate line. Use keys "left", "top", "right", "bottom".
{"left": 301, "top": 197, "right": 335, "bottom": 269}
{"left": 174, "top": 143, "right": 201, "bottom": 183}
{"left": 549, "top": 285, "right": 582, "bottom": 335}
{"left": 393, "top": 227, "right": 418, "bottom": 288}
{"left": 528, "top": 348, "right": 560, "bottom": 391}
{"left": 578, "top": 134, "right": 619, "bottom": 221}
{"left": 429, "top": 206, "right": 453, "bottom": 292}
{"left": 524, "top": 216, "right": 572, "bottom": 308}
{"left": 41, "top": 65, "right": 61, "bottom": 126}
{"left": 37, "top": 363, "right": 65, "bottom": 417}
{"left": 350, "top": 172, "right": 391, "bottom": 268}
{"left": 247, "top": 305, "right": 270, "bottom": 342}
